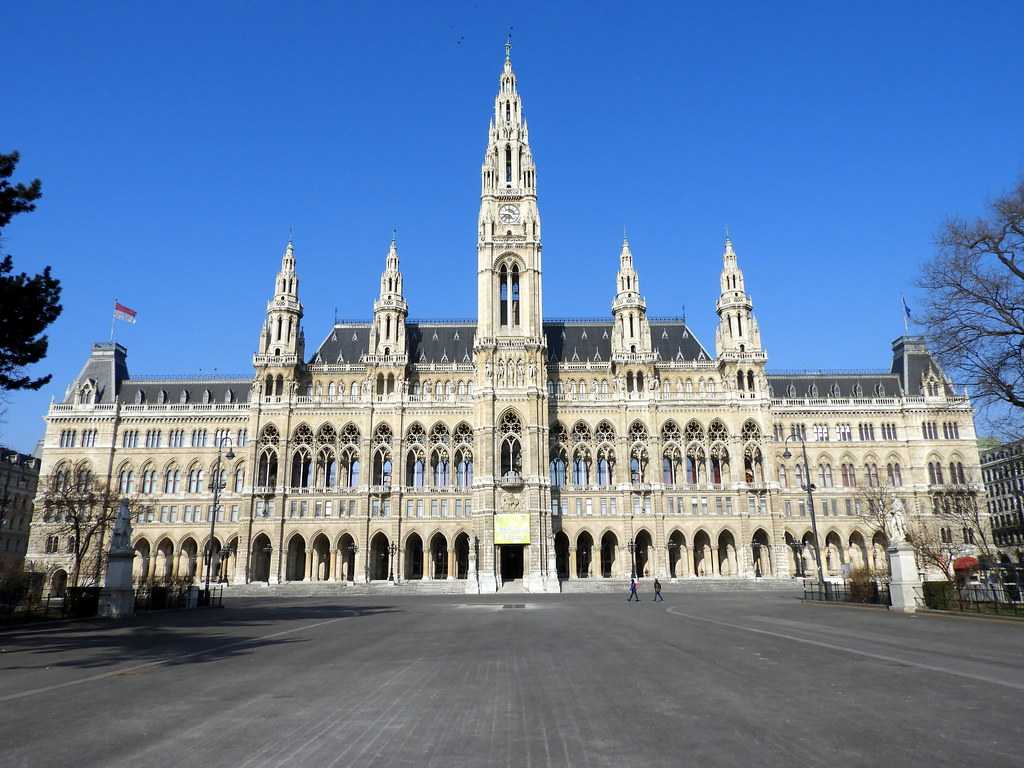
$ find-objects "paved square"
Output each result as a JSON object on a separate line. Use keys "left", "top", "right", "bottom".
{"left": 1, "top": 591, "right": 1022, "bottom": 767}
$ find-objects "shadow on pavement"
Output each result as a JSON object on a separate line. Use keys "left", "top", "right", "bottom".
{"left": 0, "top": 603, "right": 397, "bottom": 673}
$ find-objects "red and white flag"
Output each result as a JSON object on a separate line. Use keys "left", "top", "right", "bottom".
{"left": 113, "top": 302, "right": 137, "bottom": 324}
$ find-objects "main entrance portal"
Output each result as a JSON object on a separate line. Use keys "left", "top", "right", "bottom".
{"left": 499, "top": 544, "right": 524, "bottom": 582}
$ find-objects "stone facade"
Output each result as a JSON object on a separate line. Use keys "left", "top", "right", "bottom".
{"left": 26, "top": 46, "right": 985, "bottom": 593}
{"left": 0, "top": 447, "right": 38, "bottom": 572}
{"left": 980, "top": 441, "right": 1024, "bottom": 561}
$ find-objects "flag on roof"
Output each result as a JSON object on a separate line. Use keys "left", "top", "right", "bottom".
{"left": 113, "top": 302, "right": 137, "bottom": 324}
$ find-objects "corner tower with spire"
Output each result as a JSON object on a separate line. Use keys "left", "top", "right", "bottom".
{"left": 254, "top": 239, "right": 305, "bottom": 398}
{"left": 256, "top": 239, "right": 305, "bottom": 362}
{"left": 714, "top": 236, "right": 766, "bottom": 397}
{"left": 367, "top": 235, "right": 409, "bottom": 363}
{"left": 611, "top": 235, "right": 653, "bottom": 359}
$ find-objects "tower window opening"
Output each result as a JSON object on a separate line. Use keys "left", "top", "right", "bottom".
{"left": 629, "top": 314, "right": 634, "bottom": 337}
{"left": 385, "top": 316, "right": 391, "bottom": 340}
{"left": 499, "top": 264, "right": 509, "bottom": 326}
{"left": 505, "top": 145, "right": 512, "bottom": 184}
{"left": 511, "top": 264, "right": 520, "bottom": 326}
{"left": 276, "top": 316, "right": 282, "bottom": 341}
{"left": 506, "top": 101, "right": 511, "bottom": 122}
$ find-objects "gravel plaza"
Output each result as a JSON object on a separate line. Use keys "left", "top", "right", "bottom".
{"left": 1, "top": 589, "right": 1022, "bottom": 767}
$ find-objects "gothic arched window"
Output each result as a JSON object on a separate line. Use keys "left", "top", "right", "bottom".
{"left": 511, "top": 264, "right": 520, "bottom": 326}
{"left": 505, "top": 145, "right": 512, "bottom": 184}
{"left": 499, "top": 264, "right": 509, "bottom": 326}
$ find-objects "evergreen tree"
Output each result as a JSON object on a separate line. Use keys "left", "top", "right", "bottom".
{"left": 0, "top": 151, "right": 62, "bottom": 391}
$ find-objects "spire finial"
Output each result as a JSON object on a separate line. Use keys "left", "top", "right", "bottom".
{"left": 505, "top": 30, "right": 512, "bottom": 61}
{"left": 623, "top": 224, "right": 628, "bottom": 244}
{"left": 391, "top": 225, "right": 397, "bottom": 244}
{"left": 724, "top": 224, "right": 731, "bottom": 245}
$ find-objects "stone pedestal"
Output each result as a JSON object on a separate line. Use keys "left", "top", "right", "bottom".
{"left": 98, "top": 549, "right": 136, "bottom": 619}
{"left": 887, "top": 542, "right": 920, "bottom": 614}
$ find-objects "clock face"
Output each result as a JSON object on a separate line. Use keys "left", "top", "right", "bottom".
{"left": 499, "top": 204, "right": 520, "bottom": 224}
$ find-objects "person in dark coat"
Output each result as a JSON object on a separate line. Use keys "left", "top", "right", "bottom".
{"left": 653, "top": 578, "right": 664, "bottom": 601}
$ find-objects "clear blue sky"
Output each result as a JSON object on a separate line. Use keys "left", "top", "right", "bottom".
{"left": 3, "top": 1, "right": 1023, "bottom": 452}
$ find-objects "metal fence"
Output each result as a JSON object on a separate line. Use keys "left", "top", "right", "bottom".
{"left": 802, "top": 578, "right": 891, "bottom": 606}
{"left": 923, "top": 565, "right": 1024, "bottom": 617}
{"left": 134, "top": 585, "right": 223, "bottom": 611}
{"left": 1, "top": 584, "right": 223, "bottom": 623}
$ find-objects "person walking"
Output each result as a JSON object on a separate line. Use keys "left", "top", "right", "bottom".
{"left": 627, "top": 577, "right": 640, "bottom": 601}
{"left": 653, "top": 577, "right": 664, "bottom": 601}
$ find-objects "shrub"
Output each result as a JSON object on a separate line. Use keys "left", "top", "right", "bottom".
{"left": 847, "top": 566, "right": 877, "bottom": 603}
{"left": 923, "top": 581, "right": 954, "bottom": 610}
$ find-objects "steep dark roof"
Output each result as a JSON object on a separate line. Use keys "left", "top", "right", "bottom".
{"left": 117, "top": 378, "right": 252, "bottom": 406}
{"left": 409, "top": 323, "right": 475, "bottom": 365}
{"left": 312, "top": 319, "right": 709, "bottom": 365}
{"left": 311, "top": 323, "right": 372, "bottom": 364}
{"left": 766, "top": 373, "right": 903, "bottom": 399}
{"left": 891, "top": 336, "right": 955, "bottom": 396}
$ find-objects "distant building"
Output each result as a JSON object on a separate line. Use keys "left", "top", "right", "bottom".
{"left": 0, "top": 447, "right": 40, "bottom": 572}
{"left": 980, "top": 441, "right": 1024, "bottom": 562}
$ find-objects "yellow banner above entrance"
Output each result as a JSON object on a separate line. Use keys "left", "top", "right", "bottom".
{"left": 494, "top": 513, "right": 530, "bottom": 544}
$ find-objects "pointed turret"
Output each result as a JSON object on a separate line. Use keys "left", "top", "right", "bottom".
{"left": 256, "top": 239, "right": 304, "bottom": 361}
{"left": 611, "top": 236, "right": 652, "bottom": 359}
{"left": 714, "top": 236, "right": 766, "bottom": 397}
{"left": 367, "top": 235, "right": 408, "bottom": 362}
{"left": 480, "top": 38, "right": 538, "bottom": 199}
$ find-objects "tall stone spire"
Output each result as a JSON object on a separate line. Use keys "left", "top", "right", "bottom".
{"left": 715, "top": 236, "right": 766, "bottom": 396}
{"left": 256, "top": 239, "right": 304, "bottom": 361}
{"left": 476, "top": 41, "right": 543, "bottom": 341}
{"left": 368, "top": 235, "right": 408, "bottom": 361}
{"left": 611, "top": 236, "right": 652, "bottom": 358}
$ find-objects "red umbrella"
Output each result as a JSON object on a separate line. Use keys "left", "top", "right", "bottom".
{"left": 953, "top": 556, "right": 979, "bottom": 571}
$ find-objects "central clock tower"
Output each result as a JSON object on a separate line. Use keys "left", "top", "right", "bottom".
{"left": 476, "top": 39, "right": 543, "bottom": 342}
{"left": 473, "top": 40, "right": 555, "bottom": 593}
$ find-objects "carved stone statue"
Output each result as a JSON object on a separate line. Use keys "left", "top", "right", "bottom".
{"left": 110, "top": 499, "right": 132, "bottom": 552}
{"left": 885, "top": 498, "right": 908, "bottom": 543}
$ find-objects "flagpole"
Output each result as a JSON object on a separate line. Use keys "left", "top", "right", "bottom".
{"left": 110, "top": 298, "right": 117, "bottom": 343}
{"left": 901, "top": 294, "right": 909, "bottom": 335}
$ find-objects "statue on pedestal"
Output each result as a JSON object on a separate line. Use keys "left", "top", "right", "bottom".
{"left": 885, "top": 499, "right": 908, "bottom": 544}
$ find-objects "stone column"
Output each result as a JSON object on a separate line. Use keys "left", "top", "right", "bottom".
{"left": 711, "top": 547, "right": 720, "bottom": 576}
{"left": 685, "top": 545, "right": 694, "bottom": 578}
{"left": 568, "top": 548, "right": 577, "bottom": 580}
{"left": 329, "top": 549, "right": 338, "bottom": 581}
{"left": 448, "top": 549, "right": 456, "bottom": 579}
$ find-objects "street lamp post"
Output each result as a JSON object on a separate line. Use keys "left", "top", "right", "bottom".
{"left": 204, "top": 437, "right": 235, "bottom": 598}
{"left": 783, "top": 433, "right": 827, "bottom": 595}
{"left": 627, "top": 538, "right": 636, "bottom": 580}
{"left": 345, "top": 542, "right": 358, "bottom": 583}
{"left": 388, "top": 542, "right": 398, "bottom": 583}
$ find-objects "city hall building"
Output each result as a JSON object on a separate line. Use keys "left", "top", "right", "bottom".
{"left": 27, "top": 46, "right": 984, "bottom": 593}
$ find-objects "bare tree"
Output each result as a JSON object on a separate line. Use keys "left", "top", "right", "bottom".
{"left": 930, "top": 492, "right": 997, "bottom": 565}
{"left": 853, "top": 483, "right": 899, "bottom": 538}
{"left": 918, "top": 177, "right": 1024, "bottom": 437}
{"left": 39, "top": 470, "right": 139, "bottom": 588}
{"left": 904, "top": 516, "right": 959, "bottom": 584}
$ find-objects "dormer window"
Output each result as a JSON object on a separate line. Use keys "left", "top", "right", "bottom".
{"left": 158, "top": 389, "right": 167, "bottom": 404}
{"left": 180, "top": 389, "right": 189, "bottom": 404}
